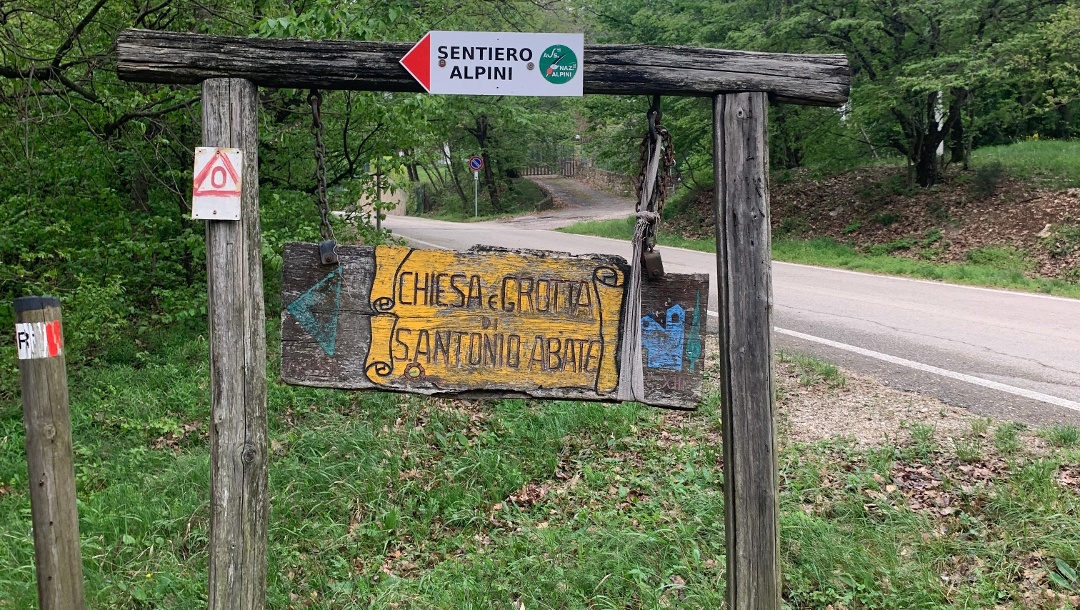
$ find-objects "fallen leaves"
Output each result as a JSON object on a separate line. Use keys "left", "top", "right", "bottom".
{"left": 1056, "top": 464, "right": 1080, "bottom": 494}
{"left": 671, "top": 166, "right": 1080, "bottom": 280}
{"left": 507, "top": 481, "right": 548, "bottom": 508}
{"left": 150, "top": 419, "right": 204, "bottom": 451}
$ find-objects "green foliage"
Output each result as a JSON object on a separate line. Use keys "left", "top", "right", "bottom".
{"left": 4, "top": 322, "right": 1080, "bottom": 606}
{"left": 1041, "top": 424, "right": 1080, "bottom": 448}
{"left": 1050, "top": 557, "right": 1079, "bottom": 592}
{"left": 776, "top": 214, "right": 811, "bottom": 238}
{"left": 874, "top": 212, "right": 900, "bottom": 227}
{"left": 1040, "top": 223, "right": 1080, "bottom": 259}
{"left": 970, "top": 139, "right": 1080, "bottom": 188}
{"left": 584, "top": 0, "right": 1078, "bottom": 187}
{"left": 966, "top": 247, "right": 1033, "bottom": 275}
{"left": 866, "top": 237, "right": 918, "bottom": 256}
{"left": 778, "top": 351, "right": 846, "bottom": 388}
{"left": 993, "top": 422, "right": 1025, "bottom": 456}
{"left": 904, "top": 421, "right": 939, "bottom": 460}
{"left": 856, "top": 174, "right": 918, "bottom": 200}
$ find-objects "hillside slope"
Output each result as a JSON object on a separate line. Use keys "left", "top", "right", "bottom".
{"left": 669, "top": 166, "right": 1080, "bottom": 281}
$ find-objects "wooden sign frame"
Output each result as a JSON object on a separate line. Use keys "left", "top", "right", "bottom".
{"left": 117, "top": 29, "right": 849, "bottom": 610}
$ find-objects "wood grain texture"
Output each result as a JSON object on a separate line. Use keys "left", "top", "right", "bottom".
{"left": 713, "top": 92, "right": 781, "bottom": 609}
{"left": 15, "top": 298, "right": 86, "bottom": 610}
{"left": 203, "top": 78, "right": 268, "bottom": 610}
{"left": 116, "top": 29, "right": 850, "bottom": 106}
{"left": 281, "top": 243, "right": 708, "bottom": 409}
{"left": 640, "top": 272, "right": 710, "bottom": 407}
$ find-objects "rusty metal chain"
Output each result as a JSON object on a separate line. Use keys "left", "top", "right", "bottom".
{"left": 308, "top": 89, "right": 335, "bottom": 243}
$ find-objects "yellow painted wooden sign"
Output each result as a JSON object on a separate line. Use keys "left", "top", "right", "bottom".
{"left": 281, "top": 243, "right": 707, "bottom": 409}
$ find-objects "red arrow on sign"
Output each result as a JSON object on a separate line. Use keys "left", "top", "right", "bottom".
{"left": 400, "top": 32, "right": 431, "bottom": 93}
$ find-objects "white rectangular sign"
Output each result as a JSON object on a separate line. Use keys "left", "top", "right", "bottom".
{"left": 15, "top": 321, "right": 64, "bottom": 360}
{"left": 192, "top": 147, "right": 243, "bottom": 220}
{"left": 400, "top": 31, "right": 584, "bottom": 97}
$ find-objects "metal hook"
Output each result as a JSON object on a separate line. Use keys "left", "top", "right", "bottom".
{"left": 648, "top": 94, "right": 662, "bottom": 140}
{"left": 307, "top": 89, "right": 323, "bottom": 128}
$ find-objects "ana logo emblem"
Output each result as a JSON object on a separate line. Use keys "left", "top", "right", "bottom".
{"left": 539, "top": 44, "right": 578, "bottom": 85}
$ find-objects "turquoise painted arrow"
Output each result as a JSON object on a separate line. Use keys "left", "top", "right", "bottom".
{"left": 287, "top": 267, "right": 343, "bottom": 356}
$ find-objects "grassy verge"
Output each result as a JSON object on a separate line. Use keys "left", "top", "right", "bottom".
{"left": 426, "top": 177, "right": 550, "bottom": 222}
{"left": 558, "top": 217, "right": 1080, "bottom": 298}
{"left": 2, "top": 327, "right": 1079, "bottom": 608}
{"left": 970, "top": 139, "right": 1080, "bottom": 189}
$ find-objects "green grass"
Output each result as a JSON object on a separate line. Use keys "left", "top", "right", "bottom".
{"left": 1041, "top": 424, "right": 1080, "bottom": 448}
{"left": 558, "top": 217, "right": 1080, "bottom": 298}
{"left": 559, "top": 216, "right": 714, "bottom": 253}
{"left": 771, "top": 238, "right": 1080, "bottom": 297}
{"left": 993, "top": 421, "right": 1026, "bottom": 456}
{"left": 778, "top": 351, "right": 846, "bottom": 388}
{"left": 970, "top": 139, "right": 1080, "bottom": 188}
{"left": 3, "top": 326, "right": 1080, "bottom": 608}
{"left": 425, "top": 177, "right": 550, "bottom": 222}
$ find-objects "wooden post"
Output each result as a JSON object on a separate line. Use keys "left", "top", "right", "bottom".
{"left": 202, "top": 78, "right": 268, "bottom": 610}
{"left": 14, "top": 296, "right": 86, "bottom": 610}
{"left": 713, "top": 92, "right": 781, "bottom": 609}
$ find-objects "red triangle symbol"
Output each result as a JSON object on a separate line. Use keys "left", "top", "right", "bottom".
{"left": 193, "top": 150, "right": 242, "bottom": 197}
{"left": 400, "top": 32, "right": 431, "bottom": 93}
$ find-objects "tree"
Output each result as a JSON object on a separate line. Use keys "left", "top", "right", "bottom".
{"left": 582, "top": 0, "right": 1076, "bottom": 187}
{"left": 767, "top": 0, "right": 1076, "bottom": 185}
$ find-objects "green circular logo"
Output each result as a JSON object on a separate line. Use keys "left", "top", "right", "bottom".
{"left": 539, "top": 44, "right": 578, "bottom": 85}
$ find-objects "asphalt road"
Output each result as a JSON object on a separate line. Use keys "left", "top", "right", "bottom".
{"left": 382, "top": 199, "right": 1080, "bottom": 427}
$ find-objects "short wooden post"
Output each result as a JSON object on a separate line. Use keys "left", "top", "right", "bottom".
{"left": 14, "top": 296, "right": 86, "bottom": 610}
{"left": 201, "top": 78, "right": 269, "bottom": 610}
{"left": 713, "top": 92, "right": 781, "bottom": 609}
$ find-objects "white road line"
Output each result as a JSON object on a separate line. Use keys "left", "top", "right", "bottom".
{"left": 704, "top": 309, "right": 1079, "bottom": 411}
{"left": 400, "top": 235, "right": 450, "bottom": 250}
{"left": 775, "top": 326, "right": 1080, "bottom": 412}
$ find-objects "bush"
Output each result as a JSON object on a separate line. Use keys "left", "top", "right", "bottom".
{"left": 967, "top": 246, "right": 1034, "bottom": 274}
{"left": 1040, "top": 223, "right": 1080, "bottom": 258}
{"left": 970, "top": 161, "right": 1007, "bottom": 198}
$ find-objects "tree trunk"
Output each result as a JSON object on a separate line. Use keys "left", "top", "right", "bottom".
{"left": 468, "top": 115, "right": 501, "bottom": 212}
{"left": 482, "top": 151, "right": 499, "bottom": 211}
{"left": 947, "top": 89, "right": 968, "bottom": 168}
{"left": 913, "top": 92, "right": 944, "bottom": 187}
{"left": 914, "top": 139, "right": 940, "bottom": 188}
{"left": 443, "top": 145, "right": 469, "bottom": 209}
{"left": 404, "top": 148, "right": 420, "bottom": 182}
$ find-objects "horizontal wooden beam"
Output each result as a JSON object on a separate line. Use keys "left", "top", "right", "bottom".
{"left": 116, "top": 29, "right": 849, "bottom": 106}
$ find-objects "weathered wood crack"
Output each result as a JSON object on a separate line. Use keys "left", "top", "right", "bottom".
{"left": 117, "top": 29, "right": 849, "bottom": 106}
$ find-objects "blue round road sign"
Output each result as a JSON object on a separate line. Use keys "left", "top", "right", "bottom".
{"left": 469, "top": 155, "right": 484, "bottom": 171}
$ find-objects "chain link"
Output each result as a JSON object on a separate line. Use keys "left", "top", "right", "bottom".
{"left": 635, "top": 100, "right": 675, "bottom": 250}
{"left": 308, "top": 89, "right": 335, "bottom": 242}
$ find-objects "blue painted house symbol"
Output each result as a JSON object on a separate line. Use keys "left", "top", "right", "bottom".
{"left": 641, "top": 304, "right": 686, "bottom": 371}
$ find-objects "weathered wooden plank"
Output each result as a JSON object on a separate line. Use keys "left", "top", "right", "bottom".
{"left": 14, "top": 297, "right": 86, "bottom": 610}
{"left": 281, "top": 243, "right": 708, "bottom": 409}
{"left": 116, "top": 29, "right": 850, "bottom": 106}
{"left": 714, "top": 92, "right": 780, "bottom": 609}
{"left": 640, "top": 272, "right": 709, "bottom": 406}
{"left": 203, "top": 78, "right": 268, "bottom": 610}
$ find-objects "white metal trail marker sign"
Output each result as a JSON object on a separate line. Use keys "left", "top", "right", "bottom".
{"left": 400, "top": 31, "right": 584, "bottom": 97}
{"left": 192, "top": 147, "right": 243, "bottom": 220}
